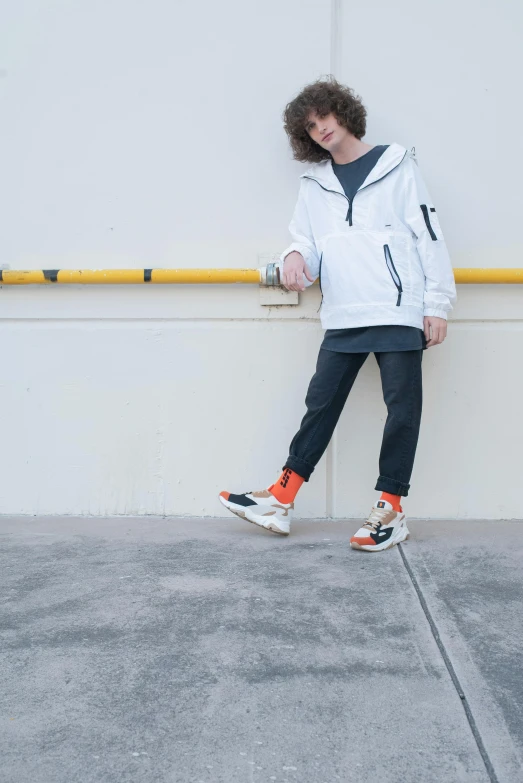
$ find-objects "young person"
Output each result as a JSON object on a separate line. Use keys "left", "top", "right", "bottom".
{"left": 219, "top": 77, "right": 456, "bottom": 551}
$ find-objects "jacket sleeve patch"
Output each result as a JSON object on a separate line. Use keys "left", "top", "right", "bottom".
{"left": 420, "top": 204, "right": 442, "bottom": 241}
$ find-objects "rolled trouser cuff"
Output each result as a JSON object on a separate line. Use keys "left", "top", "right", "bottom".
{"left": 375, "top": 475, "right": 410, "bottom": 497}
{"left": 283, "top": 456, "right": 314, "bottom": 482}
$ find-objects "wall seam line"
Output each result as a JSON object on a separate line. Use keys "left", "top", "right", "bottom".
{"left": 330, "top": 0, "right": 342, "bottom": 77}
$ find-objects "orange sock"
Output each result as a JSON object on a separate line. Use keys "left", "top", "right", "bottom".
{"left": 380, "top": 492, "right": 403, "bottom": 512}
{"left": 269, "top": 468, "right": 304, "bottom": 503}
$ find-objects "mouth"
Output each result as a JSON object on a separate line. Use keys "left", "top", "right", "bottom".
{"left": 322, "top": 131, "right": 334, "bottom": 143}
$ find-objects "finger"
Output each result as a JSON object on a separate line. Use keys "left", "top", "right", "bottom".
{"left": 295, "top": 270, "right": 305, "bottom": 291}
{"left": 424, "top": 319, "right": 431, "bottom": 343}
{"left": 427, "top": 326, "right": 444, "bottom": 347}
{"left": 304, "top": 264, "right": 314, "bottom": 282}
{"left": 428, "top": 327, "right": 439, "bottom": 346}
{"left": 285, "top": 274, "right": 298, "bottom": 291}
{"left": 284, "top": 269, "right": 296, "bottom": 290}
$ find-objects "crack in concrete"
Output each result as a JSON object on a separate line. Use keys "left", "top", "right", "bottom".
{"left": 398, "top": 543, "right": 499, "bottom": 783}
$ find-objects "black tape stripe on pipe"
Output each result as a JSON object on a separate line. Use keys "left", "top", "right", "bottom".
{"left": 43, "top": 270, "right": 60, "bottom": 282}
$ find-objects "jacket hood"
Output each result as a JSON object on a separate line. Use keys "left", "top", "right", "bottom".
{"left": 301, "top": 143, "right": 409, "bottom": 194}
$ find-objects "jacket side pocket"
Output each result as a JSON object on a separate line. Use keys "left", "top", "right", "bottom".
{"left": 317, "top": 252, "right": 324, "bottom": 313}
{"left": 383, "top": 245, "right": 403, "bottom": 306}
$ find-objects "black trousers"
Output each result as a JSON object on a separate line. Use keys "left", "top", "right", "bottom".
{"left": 284, "top": 349, "right": 423, "bottom": 497}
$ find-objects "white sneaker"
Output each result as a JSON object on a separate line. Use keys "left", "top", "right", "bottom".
{"left": 219, "top": 489, "right": 292, "bottom": 535}
{"left": 350, "top": 499, "right": 409, "bottom": 551}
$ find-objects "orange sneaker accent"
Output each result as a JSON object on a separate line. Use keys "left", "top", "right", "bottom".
{"left": 268, "top": 468, "right": 304, "bottom": 504}
{"left": 220, "top": 491, "right": 230, "bottom": 501}
{"left": 380, "top": 492, "right": 402, "bottom": 512}
{"left": 350, "top": 535, "right": 375, "bottom": 547}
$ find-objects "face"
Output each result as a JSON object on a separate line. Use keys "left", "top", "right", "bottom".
{"left": 305, "top": 111, "right": 349, "bottom": 150}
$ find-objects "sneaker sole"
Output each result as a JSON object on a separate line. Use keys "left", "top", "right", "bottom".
{"left": 219, "top": 495, "right": 290, "bottom": 536}
{"left": 350, "top": 524, "right": 410, "bottom": 552}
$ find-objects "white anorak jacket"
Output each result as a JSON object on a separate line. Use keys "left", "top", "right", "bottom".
{"left": 279, "top": 144, "right": 456, "bottom": 329}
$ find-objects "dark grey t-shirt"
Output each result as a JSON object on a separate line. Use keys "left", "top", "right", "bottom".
{"left": 322, "top": 145, "right": 425, "bottom": 354}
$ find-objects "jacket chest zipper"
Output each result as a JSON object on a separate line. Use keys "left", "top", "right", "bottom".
{"left": 302, "top": 177, "right": 350, "bottom": 219}
{"left": 347, "top": 151, "right": 408, "bottom": 226}
{"left": 302, "top": 176, "right": 356, "bottom": 225}
{"left": 303, "top": 150, "right": 407, "bottom": 228}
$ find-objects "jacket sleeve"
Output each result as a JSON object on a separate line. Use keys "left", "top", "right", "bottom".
{"left": 278, "top": 180, "right": 321, "bottom": 288}
{"left": 403, "top": 156, "right": 457, "bottom": 319}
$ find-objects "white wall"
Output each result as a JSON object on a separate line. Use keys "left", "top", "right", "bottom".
{"left": 1, "top": 0, "right": 522, "bottom": 519}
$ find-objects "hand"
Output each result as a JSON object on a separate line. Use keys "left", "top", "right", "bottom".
{"left": 282, "top": 251, "right": 315, "bottom": 292}
{"left": 424, "top": 316, "right": 447, "bottom": 348}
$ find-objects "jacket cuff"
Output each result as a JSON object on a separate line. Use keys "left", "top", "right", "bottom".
{"left": 279, "top": 243, "right": 312, "bottom": 266}
{"left": 278, "top": 244, "right": 318, "bottom": 289}
{"left": 423, "top": 308, "right": 448, "bottom": 320}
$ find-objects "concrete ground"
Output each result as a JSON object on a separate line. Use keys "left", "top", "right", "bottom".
{"left": 1, "top": 516, "right": 522, "bottom": 783}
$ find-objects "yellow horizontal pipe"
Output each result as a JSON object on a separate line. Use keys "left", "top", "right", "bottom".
{"left": 0, "top": 267, "right": 522, "bottom": 285}
{"left": 453, "top": 268, "right": 523, "bottom": 284}
{"left": 151, "top": 269, "right": 260, "bottom": 284}
{"left": 0, "top": 268, "right": 261, "bottom": 285}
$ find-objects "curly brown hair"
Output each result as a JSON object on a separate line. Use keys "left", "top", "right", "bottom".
{"left": 282, "top": 76, "right": 367, "bottom": 163}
